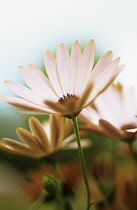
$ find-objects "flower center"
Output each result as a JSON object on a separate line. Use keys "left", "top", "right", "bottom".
{"left": 57, "top": 93, "right": 81, "bottom": 119}
{"left": 58, "top": 93, "right": 79, "bottom": 104}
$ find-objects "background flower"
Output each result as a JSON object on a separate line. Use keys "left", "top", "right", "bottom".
{"left": 80, "top": 83, "right": 137, "bottom": 140}
{"left": 0, "top": 115, "right": 90, "bottom": 158}
{"left": 0, "top": 115, "right": 79, "bottom": 158}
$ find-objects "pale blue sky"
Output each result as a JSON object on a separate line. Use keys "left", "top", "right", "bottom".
{"left": 0, "top": 0, "right": 137, "bottom": 138}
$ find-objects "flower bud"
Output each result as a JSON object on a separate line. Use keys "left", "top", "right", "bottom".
{"left": 43, "top": 174, "right": 57, "bottom": 195}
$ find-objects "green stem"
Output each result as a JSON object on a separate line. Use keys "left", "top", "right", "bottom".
{"left": 30, "top": 194, "right": 45, "bottom": 210}
{"left": 71, "top": 117, "right": 90, "bottom": 210}
{"left": 54, "top": 163, "right": 65, "bottom": 210}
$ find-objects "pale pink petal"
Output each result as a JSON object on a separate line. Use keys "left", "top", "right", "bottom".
{"left": 91, "top": 51, "right": 113, "bottom": 80}
{"left": 79, "top": 106, "right": 100, "bottom": 125}
{"left": 75, "top": 40, "right": 95, "bottom": 96}
{"left": 44, "top": 51, "right": 63, "bottom": 96}
{"left": 57, "top": 43, "right": 70, "bottom": 94}
{"left": 19, "top": 65, "right": 58, "bottom": 101}
{"left": 92, "top": 85, "right": 124, "bottom": 127}
{"left": 69, "top": 40, "right": 82, "bottom": 94}
{"left": 0, "top": 95, "right": 56, "bottom": 114}
{"left": 5, "top": 80, "right": 46, "bottom": 106}
{"left": 84, "top": 61, "right": 124, "bottom": 106}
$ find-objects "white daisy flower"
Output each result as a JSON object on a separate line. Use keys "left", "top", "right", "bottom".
{"left": 0, "top": 40, "right": 124, "bottom": 119}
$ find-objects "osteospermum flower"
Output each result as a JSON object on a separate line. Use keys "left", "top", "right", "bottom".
{"left": 0, "top": 115, "right": 88, "bottom": 158}
{"left": 79, "top": 83, "right": 137, "bottom": 140}
{"left": 0, "top": 40, "right": 124, "bottom": 118}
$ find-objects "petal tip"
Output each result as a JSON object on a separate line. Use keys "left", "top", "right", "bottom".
{"left": 19, "top": 65, "right": 24, "bottom": 69}
{"left": 88, "top": 39, "right": 95, "bottom": 45}
{"left": 29, "top": 116, "right": 36, "bottom": 123}
{"left": 4, "top": 80, "right": 11, "bottom": 84}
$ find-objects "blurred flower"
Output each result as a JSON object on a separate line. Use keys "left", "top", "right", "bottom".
{"left": 80, "top": 83, "right": 137, "bottom": 140}
{"left": 95, "top": 162, "right": 137, "bottom": 210}
{"left": 0, "top": 115, "right": 89, "bottom": 158}
{"left": 91, "top": 153, "right": 116, "bottom": 199}
{"left": 21, "top": 161, "right": 81, "bottom": 202}
{"left": 0, "top": 40, "right": 123, "bottom": 118}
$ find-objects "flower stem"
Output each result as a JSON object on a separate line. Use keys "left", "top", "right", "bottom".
{"left": 30, "top": 193, "right": 45, "bottom": 210}
{"left": 54, "top": 163, "right": 65, "bottom": 210}
{"left": 71, "top": 117, "right": 90, "bottom": 210}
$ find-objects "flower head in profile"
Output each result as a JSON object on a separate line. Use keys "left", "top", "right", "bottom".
{"left": 0, "top": 40, "right": 124, "bottom": 118}
{"left": 0, "top": 115, "right": 86, "bottom": 158}
{"left": 79, "top": 83, "right": 137, "bottom": 140}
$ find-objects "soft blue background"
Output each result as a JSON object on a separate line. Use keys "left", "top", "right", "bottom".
{"left": 0, "top": 0, "right": 137, "bottom": 139}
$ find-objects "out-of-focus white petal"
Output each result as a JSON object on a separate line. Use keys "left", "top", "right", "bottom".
{"left": 64, "top": 138, "right": 92, "bottom": 149}
{"left": 80, "top": 82, "right": 137, "bottom": 140}
{"left": 99, "top": 119, "right": 123, "bottom": 139}
{"left": 61, "top": 133, "right": 76, "bottom": 147}
{"left": 127, "top": 128, "right": 137, "bottom": 133}
{"left": 84, "top": 61, "right": 124, "bottom": 106}
{"left": 57, "top": 43, "right": 70, "bottom": 94}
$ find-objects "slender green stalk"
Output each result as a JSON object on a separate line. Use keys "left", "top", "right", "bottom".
{"left": 54, "top": 162, "right": 66, "bottom": 210}
{"left": 30, "top": 194, "right": 45, "bottom": 210}
{"left": 71, "top": 117, "right": 90, "bottom": 210}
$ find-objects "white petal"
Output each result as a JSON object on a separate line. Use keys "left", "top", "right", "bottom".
{"left": 57, "top": 43, "right": 70, "bottom": 94}
{"left": 99, "top": 119, "right": 123, "bottom": 139}
{"left": 19, "top": 65, "right": 58, "bottom": 101}
{"left": 75, "top": 40, "right": 95, "bottom": 96}
{"left": 5, "top": 80, "right": 46, "bottom": 105}
{"left": 127, "top": 128, "right": 137, "bottom": 133}
{"left": 91, "top": 51, "right": 113, "bottom": 80}
{"left": 0, "top": 95, "right": 56, "bottom": 114}
{"left": 79, "top": 106, "right": 100, "bottom": 125}
{"left": 84, "top": 60, "right": 124, "bottom": 106}
{"left": 61, "top": 133, "right": 76, "bottom": 147}
{"left": 70, "top": 40, "right": 82, "bottom": 94}
{"left": 44, "top": 51, "right": 63, "bottom": 97}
